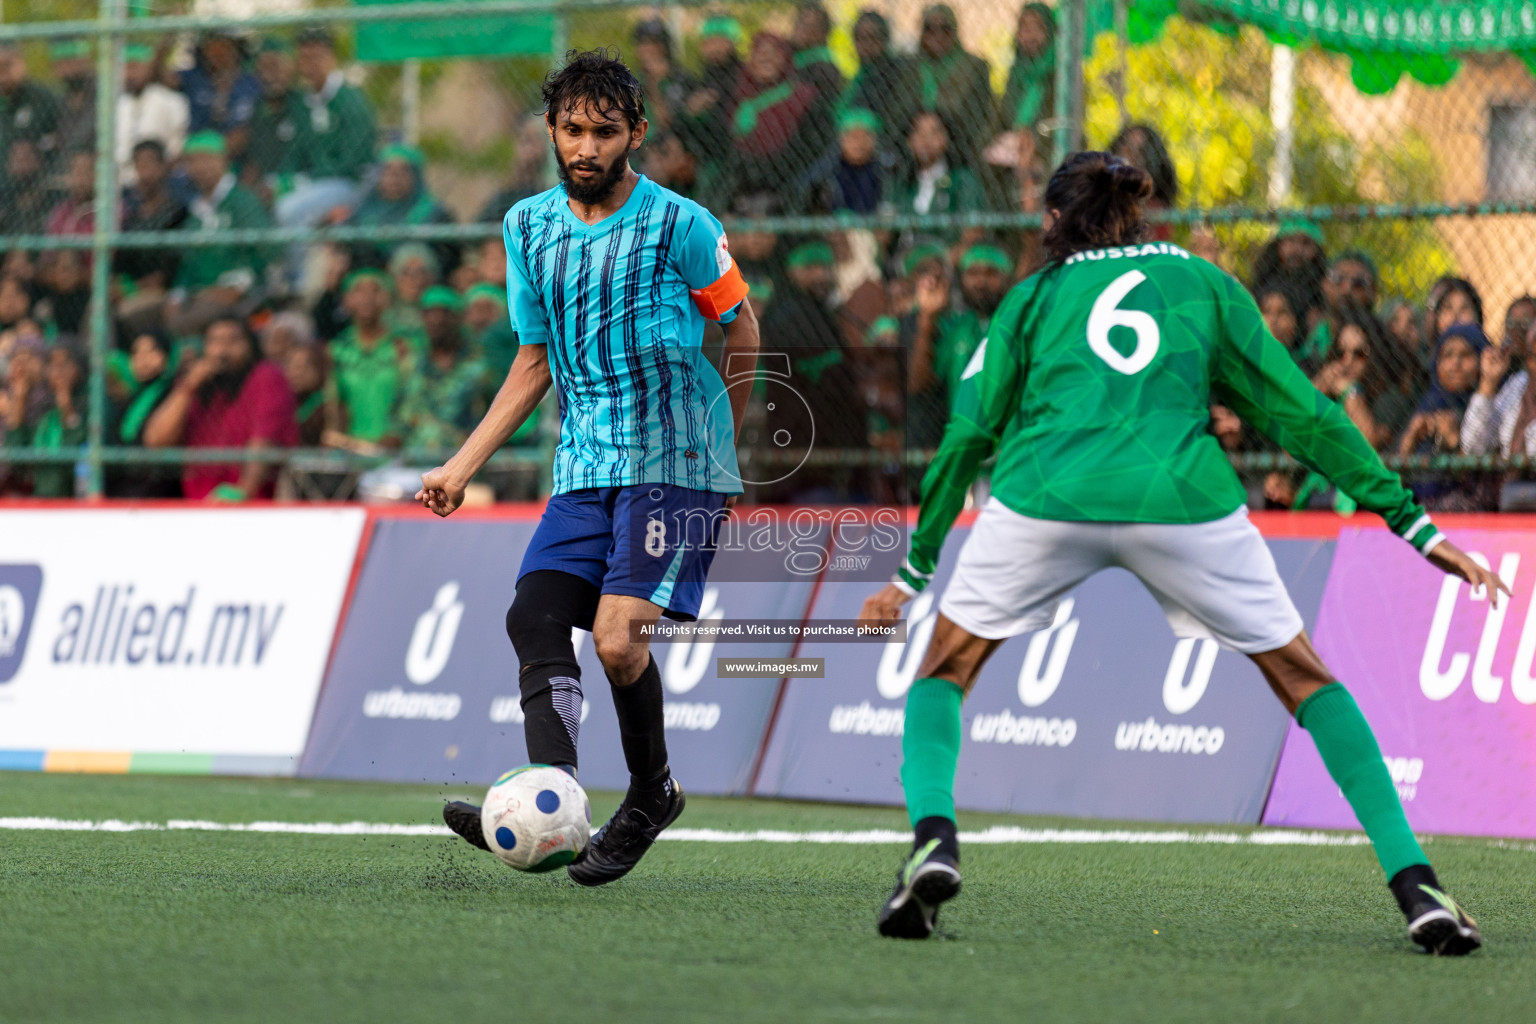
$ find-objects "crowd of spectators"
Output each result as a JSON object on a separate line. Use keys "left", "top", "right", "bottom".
{"left": 1227, "top": 219, "right": 1536, "bottom": 512}
{"left": 0, "top": 6, "right": 1529, "bottom": 510}
{"left": 0, "top": 25, "right": 533, "bottom": 500}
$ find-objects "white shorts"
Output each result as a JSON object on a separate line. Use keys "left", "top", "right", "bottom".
{"left": 938, "top": 499, "right": 1304, "bottom": 654}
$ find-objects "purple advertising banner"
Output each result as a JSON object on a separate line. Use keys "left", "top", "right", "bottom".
{"left": 300, "top": 517, "right": 815, "bottom": 794}
{"left": 1264, "top": 528, "right": 1536, "bottom": 838}
{"left": 755, "top": 527, "right": 1335, "bottom": 824}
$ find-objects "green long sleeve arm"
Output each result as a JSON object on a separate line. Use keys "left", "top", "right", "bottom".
{"left": 896, "top": 287, "right": 1032, "bottom": 594}
{"left": 1210, "top": 273, "right": 1443, "bottom": 554}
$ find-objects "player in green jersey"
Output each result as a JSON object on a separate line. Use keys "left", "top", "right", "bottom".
{"left": 859, "top": 152, "right": 1505, "bottom": 953}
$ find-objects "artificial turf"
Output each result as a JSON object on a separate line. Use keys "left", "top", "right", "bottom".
{"left": 1, "top": 772, "right": 1532, "bottom": 1023}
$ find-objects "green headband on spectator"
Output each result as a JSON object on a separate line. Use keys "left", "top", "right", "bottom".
{"left": 49, "top": 39, "right": 90, "bottom": 60}
{"left": 422, "top": 285, "right": 463, "bottom": 312}
{"left": 700, "top": 16, "right": 743, "bottom": 43}
{"left": 866, "top": 315, "right": 899, "bottom": 343}
{"left": 838, "top": 108, "right": 882, "bottom": 136}
{"left": 183, "top": 130, "right": 227, "bottom": 156}
{"left": 258, "top": 37, "right": 294, "bottom": 55}
{"left": 380, "top": 143, "right": 425, "bottom": 168}
{"left": 344, "top": 268, "right": 393, "bottom": 295}
{"left": 786, "top": 241, "right": 835, "bottom": 269}
{"left": 902, "top": 243, "right": 948, "bottom": 276}
{"left": 465, "top": 283, "right": 506, "bottom": 305}
{"left": 124, "top": 43, "right": 154, "bottom": 62}
{"left": 960, "top": 244, "right": 1012, "bottom": 274}
{"left": 1277, "top": 217, "right": 1324, "bottom": 245}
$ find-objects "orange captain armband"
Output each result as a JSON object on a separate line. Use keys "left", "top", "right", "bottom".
{"left": 689, "top": 259, "right": 750, "bottom": 321}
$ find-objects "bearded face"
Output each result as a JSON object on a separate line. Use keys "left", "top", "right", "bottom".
{"left": 550, "top": 102, "right": 639, "bottom": 207}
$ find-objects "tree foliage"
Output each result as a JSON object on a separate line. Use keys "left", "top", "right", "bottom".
{"left": 1084, "top": 17, "right": 1455, "bottom": 302}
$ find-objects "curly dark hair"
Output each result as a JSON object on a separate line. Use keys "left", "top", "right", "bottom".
{"left": 541, "top": 47, "right": 646, "bottom": 130}
{"left": 1041, "top": 151, "right": 1153, "bottom": 263}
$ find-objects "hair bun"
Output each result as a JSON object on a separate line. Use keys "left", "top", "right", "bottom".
{"left": 1108, "top": 161, "right": 1154, "bottom": 200}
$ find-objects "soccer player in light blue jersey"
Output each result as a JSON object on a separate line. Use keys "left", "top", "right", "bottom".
{"left": 418, "top": 49, "right": 759, "bottom": 885}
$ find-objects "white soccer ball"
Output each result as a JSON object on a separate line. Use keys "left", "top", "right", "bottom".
{"left": 480, "top": 764, "right": 591, "bottom": 872}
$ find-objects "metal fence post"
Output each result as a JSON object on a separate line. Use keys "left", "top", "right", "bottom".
{"left": 86, "top": 0, "right": 124, "bottom": 498}
{"left": 1053, "top": 0, "right": 1085, "bottom": 167}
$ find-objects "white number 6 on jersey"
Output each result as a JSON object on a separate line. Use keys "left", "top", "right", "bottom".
{"left": 1087, "top": 270, "right": 1160, "bottom": 375}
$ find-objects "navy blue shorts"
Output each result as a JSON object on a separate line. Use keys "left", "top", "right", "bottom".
{"left": 517, "top": 484, "right": 730, "bottom": 620}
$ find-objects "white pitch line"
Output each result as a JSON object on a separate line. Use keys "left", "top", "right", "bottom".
{"left": 0, "top": 817, "right": 449, "bottom": 836}
{"left": 0, "top": 818, "right": 1388, "bottom": 846}
{"left": 3, "top": 818, "right": 1530, "bottom": 849}
{"left": 661, "top": 827, "right": 1377, "bottom": 846}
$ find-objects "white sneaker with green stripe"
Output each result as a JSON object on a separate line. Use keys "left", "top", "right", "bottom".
{"left": 876, "top": 839, "right": 962, "bottom": 940}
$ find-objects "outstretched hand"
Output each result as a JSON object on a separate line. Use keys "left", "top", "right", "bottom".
{"left": 859, "top": 582, "right": 912, "bottom": 628}
{"left": 1428, "top": 539, "right": 1513, "bottom": 608}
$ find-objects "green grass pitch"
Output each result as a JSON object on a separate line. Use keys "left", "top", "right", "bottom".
{"left": 2, "top": 772, "right": 1533, "bottom": 1023}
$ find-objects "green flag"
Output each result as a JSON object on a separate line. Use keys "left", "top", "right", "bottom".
{"left": 355, "top": 0, "right": 556, "bottom": 61}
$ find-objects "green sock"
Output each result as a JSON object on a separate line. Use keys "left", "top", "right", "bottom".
{"left": 1296, "top": 682, "right": 1428, "bottom": 879}
{"left": 901, "top": 676, "right": 964, "bottom": 827}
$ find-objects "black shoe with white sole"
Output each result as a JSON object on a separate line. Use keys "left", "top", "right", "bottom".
{"left": 1403, "top": 885, "right": 1482, "bottom": 955}
{"left": 877, "top": 839, "right": 962, "bottom": 940}
{"left": 443, "top": 800, "right": 491, "bottom": 852}
{"left": 1392, "top": 865, "right": 1481, "bottom": 956}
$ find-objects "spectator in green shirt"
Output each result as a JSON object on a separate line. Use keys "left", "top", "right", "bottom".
{"left": 172, "top": 130, "right": 273, "bottom": 336}
{"left": 242, "top": 38, "right": 306, "bottom": 207}
{"left": 676, "top": 17, "right": 742, "bottom": 194}
{"left": 631, "top": 19, "right": 696, "bottom": 139}
{"left": 925, "top": 243, "right": 1010, "bottom": 397}
{"left": 275, "top": 27, "right": 376, "bottom": 230}
{"left": 24, "top": 341, "right": 88, "bottom": 498}
{"left": 107, "top": 328, "right": 181, "bottom": 498}
{"left": 345, "top": 144, "right": 456, "bottom": 275}
{"left": 788, "top": 2, "right": 844, "bottom": 173}
{"left": 51, "top": 37, "right": 96, "bottom": 158}
{"left": 461, "top": 283, "right": 538, "bottom": 445}
{"left": 326, "top": 269, "right": 417, "bottom": 450}
{"left": 843, "top": 10, "right": 919, "bottom": 155}
{"left": 0, "top": 43, "right": 63, "bottom": 172}
{"left": 463, "top": 282, "right": 515, "bottom": 372}
{"left": 398, "top": 286, "right": 488, "bottom": 451}
{"left": 890, "top": 111, "right": 987, "bottom": 252}
{"left": 912, "top": 4, "right": 997, "bottom": 172}
{"left": 999, "top": 4, "right": 1055, "bottom": 137}
{"left": 902, "top": 242, "right": 1010, "bottom": 446}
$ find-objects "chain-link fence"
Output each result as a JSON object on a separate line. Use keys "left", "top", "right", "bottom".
{"left": 0, "top": 0, "right": 1533, "bottom": 510}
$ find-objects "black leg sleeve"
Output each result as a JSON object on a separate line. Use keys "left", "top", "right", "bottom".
{"left": 506, "top": 570, "right": 599, "bottom": 772}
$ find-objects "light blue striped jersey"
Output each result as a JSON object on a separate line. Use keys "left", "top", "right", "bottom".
{"left": 503, "top": 175, "right": 746, "bottom": 495}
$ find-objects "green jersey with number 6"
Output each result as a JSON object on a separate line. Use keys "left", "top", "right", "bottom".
{"left": 895, "top": 243, "right": 1438, "bottom": 595}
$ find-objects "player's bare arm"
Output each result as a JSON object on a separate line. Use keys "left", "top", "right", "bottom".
{"left": 415, "top": 343, "right": 552, "bottom": 516}
{"left": 720, "top": 299, "right": 759, "bottom": 507}
{"left": 722, "top": 299, "right": 759, "bottom": 439}
{"left": 859, "top": 582, "right": 910, "bottom": 628}
{"left": 1426, "top": 537, "right": 1511, "bottom": 607}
